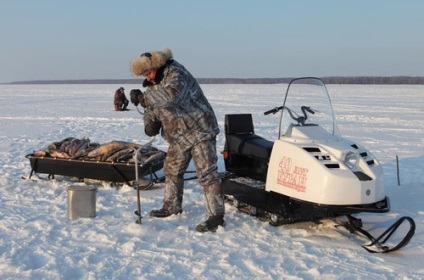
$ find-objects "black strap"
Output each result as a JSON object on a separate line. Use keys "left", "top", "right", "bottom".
{"left": 345, "top": 215, "right": 415, "bottom": 253}
{"left": 111, "top": 164, "right": 131, "bottom": 186}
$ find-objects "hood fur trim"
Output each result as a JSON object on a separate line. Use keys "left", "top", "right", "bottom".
{"left": 130, "top": 48, "right": 173, "bottom": 77}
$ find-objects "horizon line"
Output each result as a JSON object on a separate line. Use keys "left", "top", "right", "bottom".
{"left": 5, "top": 75, "right": 424, "bottom": 85}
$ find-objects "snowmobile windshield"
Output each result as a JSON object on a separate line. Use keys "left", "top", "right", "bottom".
{"left": 279, "top": 77, "right": 340, "bottom": 138}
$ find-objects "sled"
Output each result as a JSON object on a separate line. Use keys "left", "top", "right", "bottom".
{"left": 221, "top": 77, "right": 415, "bottom": 252}
{"left": 25, "top": 153, "right": 163, "bottom": 186}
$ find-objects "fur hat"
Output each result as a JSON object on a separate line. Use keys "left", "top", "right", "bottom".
{"left": 131, "top": 48, "right": 173, "bottom": 77}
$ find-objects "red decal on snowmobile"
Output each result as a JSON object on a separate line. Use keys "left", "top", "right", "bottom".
{"left": 277, "top": 157, "right": 308, "bottom": 193}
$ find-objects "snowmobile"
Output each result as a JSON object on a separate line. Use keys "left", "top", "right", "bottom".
{"left": 221, "top": 77, "right": 415, "bottom": 253}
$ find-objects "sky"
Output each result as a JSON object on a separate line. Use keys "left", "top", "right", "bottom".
{"left": 1, "top": 0, "right": 424, "bottom": 83}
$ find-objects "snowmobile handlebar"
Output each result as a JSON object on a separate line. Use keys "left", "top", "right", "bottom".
{"left": 302, "top": 106, "right": 315, "bottom": 115}
{"left": 297, "top": 106, "right": 315, "bottom": 126}
{"left": 264, "top": 106, "right": 284, "bottom": 115}
{"left": 264, "top": 106, "right": 315, "bottom": 126}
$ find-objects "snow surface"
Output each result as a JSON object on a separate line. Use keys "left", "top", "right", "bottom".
{"left": 0, "top": 83, "right": 423, "bottom": 279}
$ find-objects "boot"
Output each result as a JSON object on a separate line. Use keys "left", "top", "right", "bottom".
{"left": 196, "top": 214, "right": 225, "bottom": 233}
{"left": 150, "top": 208, "right": 182, "bottom": 218}
{"left": 122, "top": 102, "right": 128, "bottom": 110}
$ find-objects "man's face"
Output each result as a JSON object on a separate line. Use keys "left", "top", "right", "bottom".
{"left": 142, "top": 69, "right": 157, "bottom": 83}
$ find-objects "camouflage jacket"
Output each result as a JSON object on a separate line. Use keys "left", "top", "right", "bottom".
{"left": 142, "top": 60, "right": 220, "bottom": 147}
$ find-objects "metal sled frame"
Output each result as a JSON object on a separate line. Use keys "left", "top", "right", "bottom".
{"left": 26, "top": 154, "right": 163, "bottom": 185}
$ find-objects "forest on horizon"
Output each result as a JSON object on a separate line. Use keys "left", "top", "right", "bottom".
{"left": 7, "top": 76, "right": 424, "bottom": 85}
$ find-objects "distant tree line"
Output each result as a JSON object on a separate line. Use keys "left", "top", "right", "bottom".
{"left": 8, "top": 76, "right": 424, "bottom": 85}
{"left": 199, "top": 76, "right": 424, "bottom": 84}
{"left": 320, "top": 76, "right": 424, "bottom": 85}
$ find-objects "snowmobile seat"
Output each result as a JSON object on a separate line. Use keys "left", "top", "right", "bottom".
{"left": 225, "top": 114, "right": 273, "bottom": 159}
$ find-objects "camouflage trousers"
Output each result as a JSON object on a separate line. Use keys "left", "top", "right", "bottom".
{"left": 162, "top": 138, "right": 225, "bottom": 216}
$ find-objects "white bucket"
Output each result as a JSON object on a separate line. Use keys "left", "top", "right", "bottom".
{"left": 67, "top": 185, "right": 97, "bottom": 220}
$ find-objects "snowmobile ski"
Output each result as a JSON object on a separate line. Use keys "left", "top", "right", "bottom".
{"left": 338, "top": 215, "right": 416, "bottom": 253}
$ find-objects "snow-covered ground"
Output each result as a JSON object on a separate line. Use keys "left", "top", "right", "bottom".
{"left": 0, "top": 83, "right": 423, "bottom": 279}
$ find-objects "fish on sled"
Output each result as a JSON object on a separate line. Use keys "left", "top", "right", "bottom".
{"left": 26, "top": 138, "right": 165, "bottom": 186}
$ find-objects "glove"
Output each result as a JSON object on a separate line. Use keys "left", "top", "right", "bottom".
{"left": 138, "top": 94, "right": 146, "bottom": 108}
{"left": 130, "top": 89, "right": 144, "bottom": 106}
{"left": 145, "top": 120, "right": 162, "bottom": 136}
